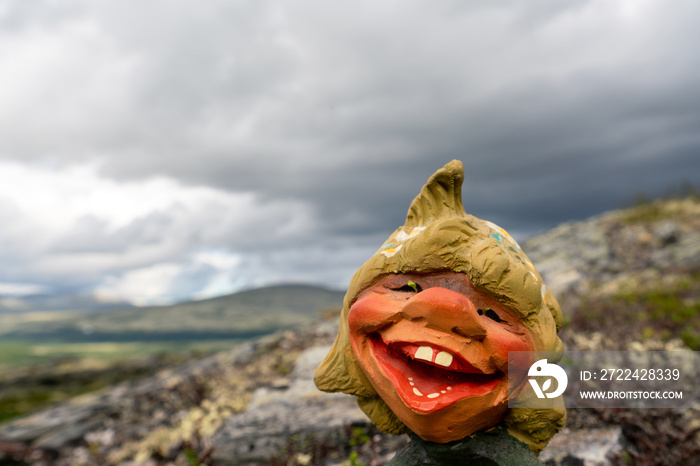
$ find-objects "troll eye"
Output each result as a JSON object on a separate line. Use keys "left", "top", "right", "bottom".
{"left": 477, "top": 308, "right": 505, "bottom": 323}
{"left": 391, "top": 281, "right": 423, "bottom": 293}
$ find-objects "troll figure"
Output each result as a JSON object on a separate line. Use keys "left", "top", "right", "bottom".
{"left": 314, "top": 161, "right": 565, "bottom": 461}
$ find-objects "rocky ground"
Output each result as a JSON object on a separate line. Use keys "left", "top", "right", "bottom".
{"left": 1, "top": 195, "right": 699, "bottom": 466}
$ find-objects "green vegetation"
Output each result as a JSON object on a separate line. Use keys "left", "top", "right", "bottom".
{"left": 620, "top": 201, "right": 669, "bottom": 224}
{"left": 348, "top": 426, "right": 371, "bottom": 447}
{"left": 615, "top": 273, "right": 700, "bottom": 349}
{"left": 182, "top": 449, "right": 202, "bottom": 466}
{"left": 620, "top": 193, "right": 699, "bottom": 225}
{"left": 567, "top": 272, "right": 700, "bottom": 350}
{"left": 343, "top": 451, "right": 363, "bottom": 466}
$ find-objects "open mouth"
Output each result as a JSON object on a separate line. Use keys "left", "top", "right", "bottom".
{"left": 370, "top": 335, "right": 502, "bottom": 413}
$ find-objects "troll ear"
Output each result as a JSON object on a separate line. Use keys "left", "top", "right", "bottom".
{"left": 404, "top": 160, "right": 466, "bottom": 229}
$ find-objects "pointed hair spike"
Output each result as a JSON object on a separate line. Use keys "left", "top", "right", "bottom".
{"left": 404, "top": 160, "right": 466, "bottom": 229}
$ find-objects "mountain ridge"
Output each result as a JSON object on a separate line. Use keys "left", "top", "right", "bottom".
{"left": 0, "top": 283, "right": 346, "bottom": 342}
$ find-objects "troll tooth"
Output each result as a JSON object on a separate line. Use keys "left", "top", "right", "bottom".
{"left": 427, "top": 393, "right": 439, "bottom": 399}
{"left": 413, "top": 388, "right": 423, "bottom": 396}
{"left": 435, "top": 351, "right": 453, "bottom": 367}
{"left": 415, "top": 346, "right": 433, "bottom": 361}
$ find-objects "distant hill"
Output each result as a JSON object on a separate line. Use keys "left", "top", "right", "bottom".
{"left": 0, "top": 292, "right": 135, "bottom": 314}
{"left": 0, "top": 284, "right": 345, "bottom": 343}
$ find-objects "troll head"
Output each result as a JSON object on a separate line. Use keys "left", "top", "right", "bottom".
{"left": 314, "top": 160, "right": 565, "bottom": 452}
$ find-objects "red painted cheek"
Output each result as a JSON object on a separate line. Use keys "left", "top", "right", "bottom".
{"left": 487, "top": 326, "right": 533, "bottom": 364}
{"left": 348, "top": 294, "right": 403, "bottom": 335}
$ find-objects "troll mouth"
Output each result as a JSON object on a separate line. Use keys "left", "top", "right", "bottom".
{"left": 369, "top": 335, "right": 502, "bottom": 412}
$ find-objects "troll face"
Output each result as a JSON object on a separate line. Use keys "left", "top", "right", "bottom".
{"left": 315, "top": 160, "right": 565, "bottom": 450}
{"left": 348, "top": 271, "right": 534, "bottom": 442}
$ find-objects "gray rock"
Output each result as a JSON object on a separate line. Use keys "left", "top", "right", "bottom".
{"left": 539, "top": 427, "right": 624, "bottom": 466}
{"left": 523, "top": 219, "right": 611, "bottom": 298}
{"left": 653, "top": 220, "right": 680, "bottom": 245}
{"left": 0, "top": 392, "right": 114, "bottom": 444}
{"left": 389, "top": 428, "right": 543, "bottom": 466}
{"left": 211, "top": 345, "right": 372, "bottom": 464}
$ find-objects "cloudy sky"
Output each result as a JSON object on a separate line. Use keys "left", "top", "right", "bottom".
{"left": 1, "top": 0, "right": 699, "bottom": 307}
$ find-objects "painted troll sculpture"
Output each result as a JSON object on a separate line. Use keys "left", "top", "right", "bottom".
{"left": 314, "top": 161, "right": 565, "bottom": 462}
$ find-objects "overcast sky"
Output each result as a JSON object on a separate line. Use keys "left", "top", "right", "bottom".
{"left": 1, "top": 0, "right": 699, "bottom": 307}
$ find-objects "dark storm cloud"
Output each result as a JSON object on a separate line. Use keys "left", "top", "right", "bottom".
{"left": 1, "top": 0, "right": 700, "bottom": 302}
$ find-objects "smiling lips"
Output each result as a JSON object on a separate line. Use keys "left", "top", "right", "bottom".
{"left": 370, "top": 336, "right": 502, "bottom": 413}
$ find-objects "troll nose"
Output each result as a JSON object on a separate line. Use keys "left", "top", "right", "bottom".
{"left": 401, "top": 287, "right": 487, "bottom": 339}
